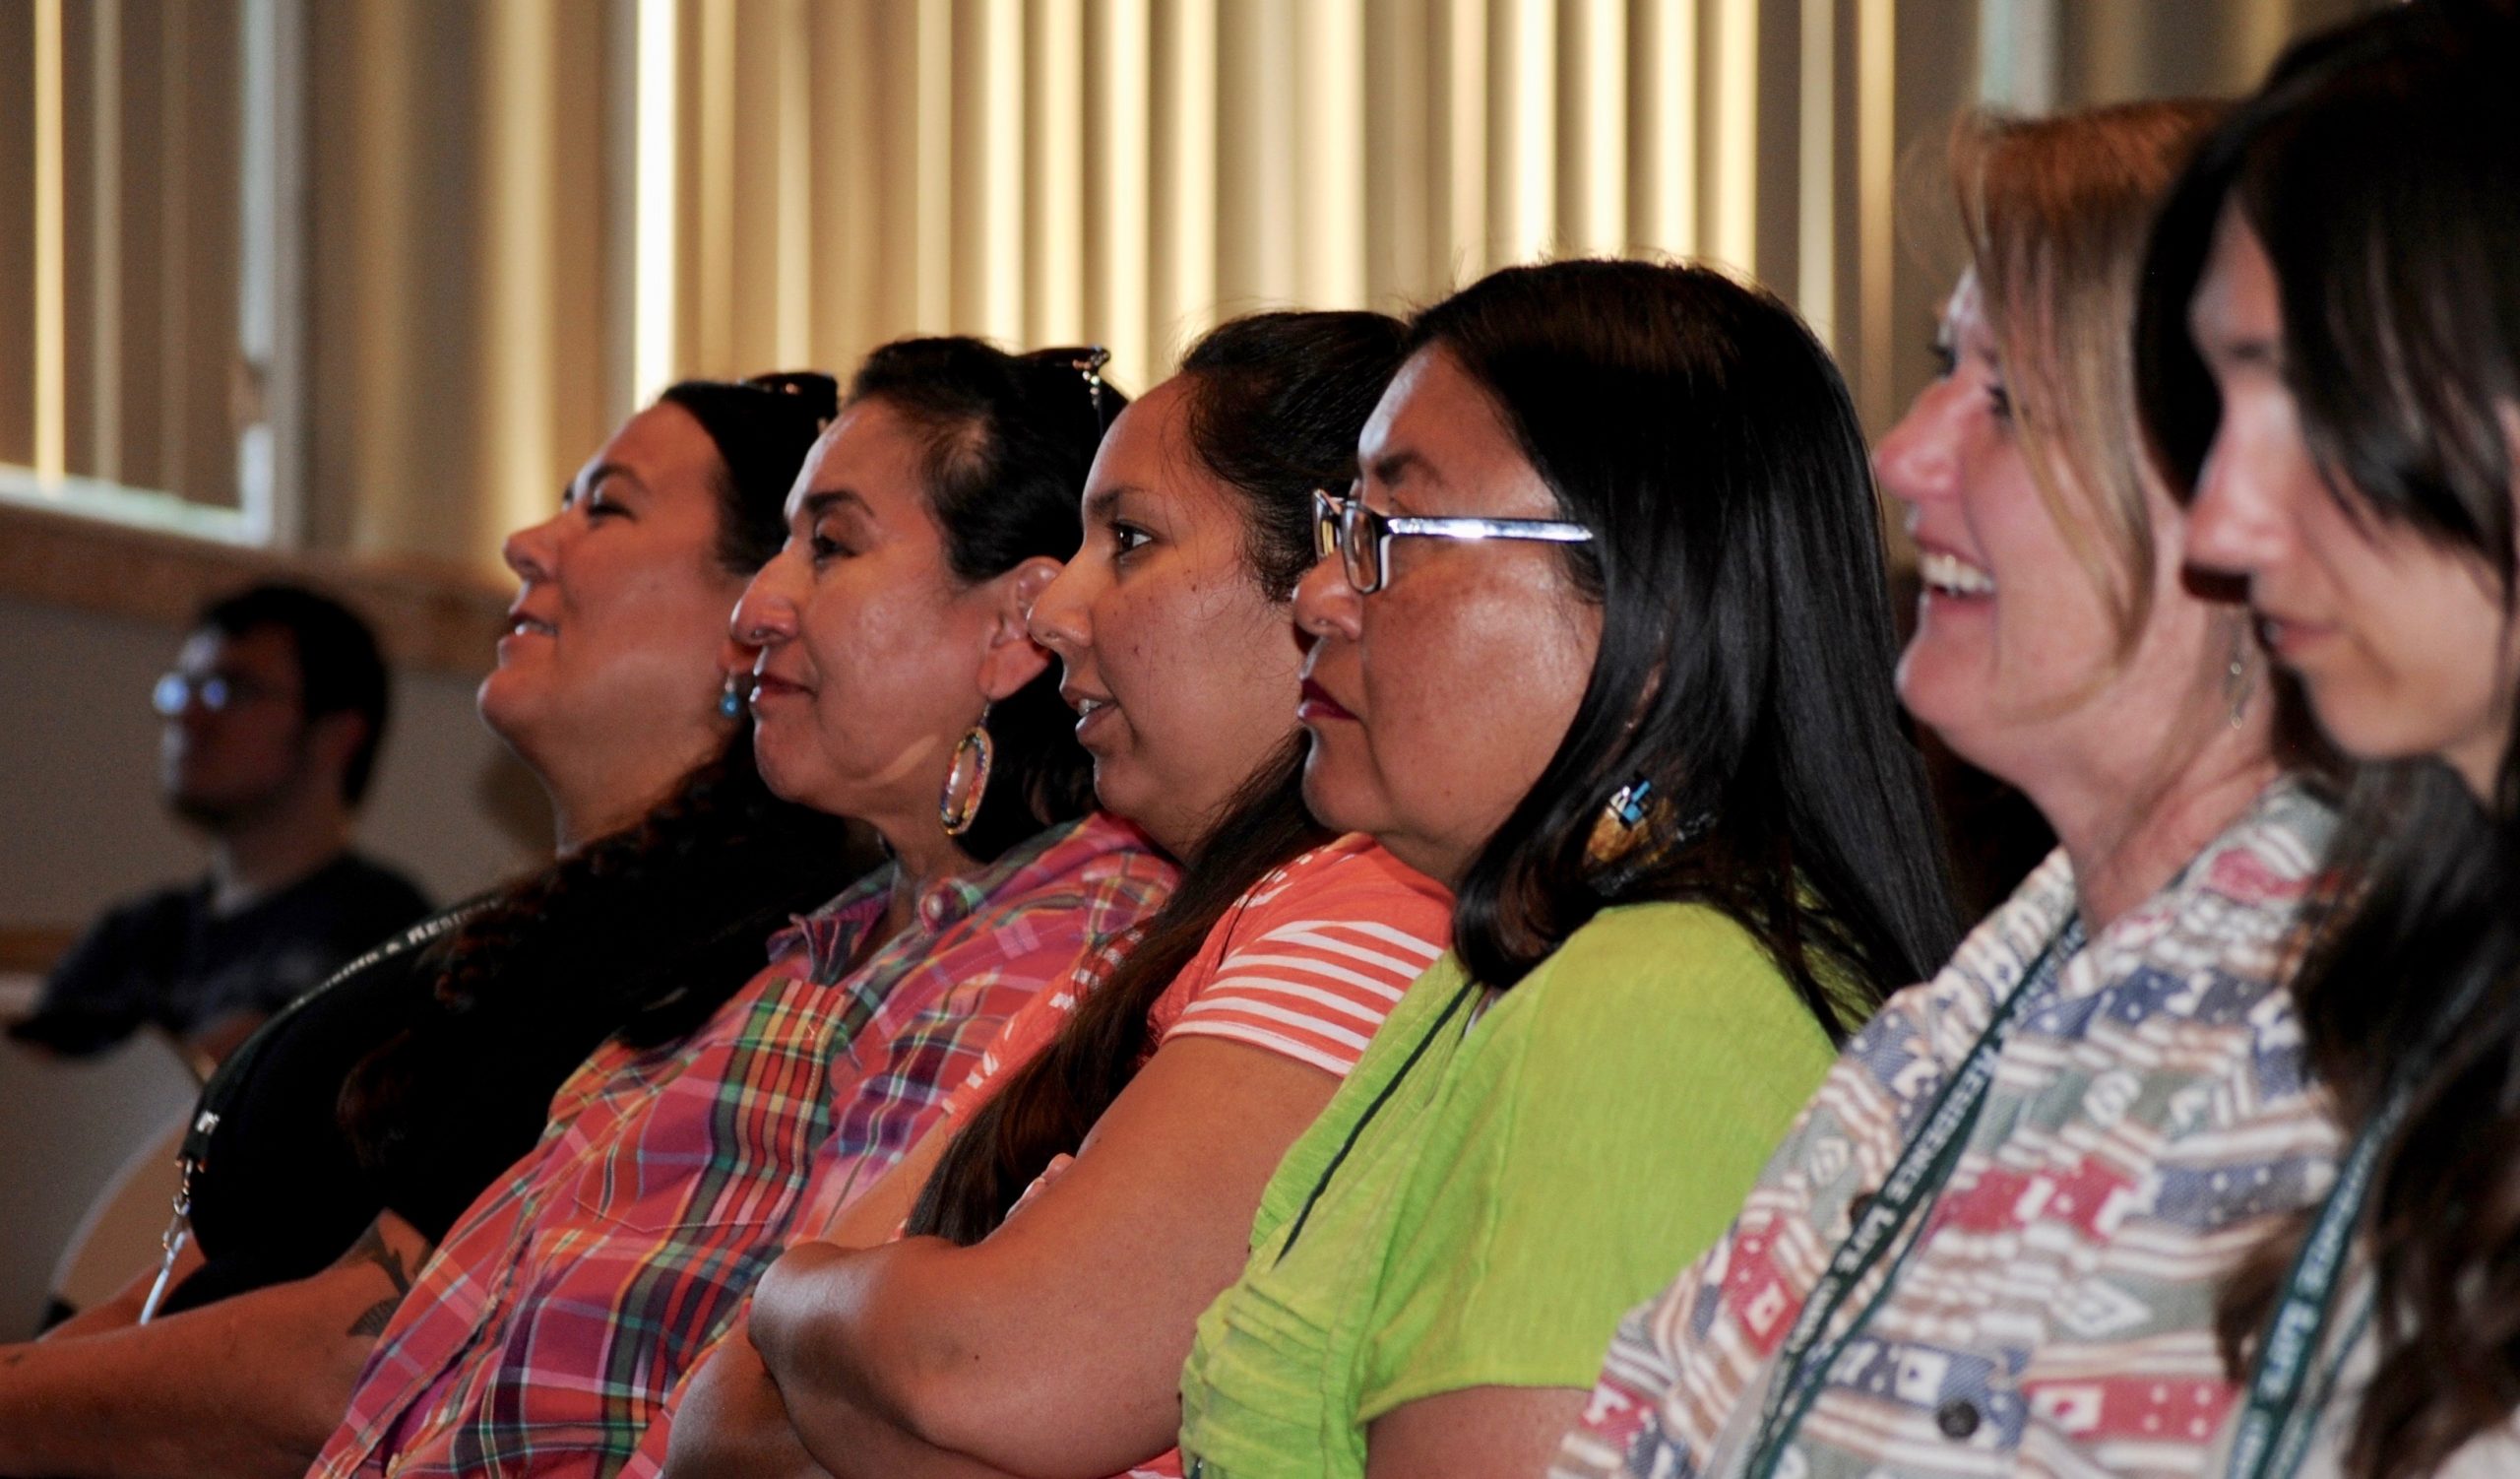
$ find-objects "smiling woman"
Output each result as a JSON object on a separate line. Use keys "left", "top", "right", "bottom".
{"left": 297, "top": 337, "right": 1174, "bottom": 1479}
{"left": 1558, "top": 101, "right": 2353, "bottom": 1479}
{"left": 0, "top": 372, "right": 876, "bottom": 1479}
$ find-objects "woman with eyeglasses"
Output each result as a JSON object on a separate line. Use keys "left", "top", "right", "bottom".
{"left": 298, "top": 338, "right": 1176, "bottom": 1479}
{"left": 636, "top": 311, "right": 1452, "bottom": 1479}
{"left": 0, "top": 376, "right": 881, "bottom": 1479}
{"left": 1556, "top": 99, "right": 2351, "bottom": 1479}
{"left": 1172, "top": 259, "right": 1961, "bottom": 1479}
{"left": 2140, "top": 7, "right": 2520, "bottom": 1476}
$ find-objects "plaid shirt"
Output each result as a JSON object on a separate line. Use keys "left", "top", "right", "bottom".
{"left": 308, "top": 813, "right": 1173, "bottom": 1479}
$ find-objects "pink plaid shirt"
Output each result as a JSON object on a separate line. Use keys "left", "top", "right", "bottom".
{"left": 306, "top": 813, "right": 1174, "bottom": 1479}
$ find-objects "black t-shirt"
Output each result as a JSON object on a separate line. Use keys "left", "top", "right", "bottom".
{"left": 153, "top": 874, "right": 860, "bottom": 1316}
{"left": 10, "top": 853, "right": 432, "bottom": 1056}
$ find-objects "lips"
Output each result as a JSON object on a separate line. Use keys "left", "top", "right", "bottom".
{"left": 1916, "top": 547, "right": 1996, "bottom": 600}
{"left": 495, "top": 611, "right": 556, "bottom": 661}
{"left": 749, "top": 669, "right": 809, "bottom": 705}
{"left": 1296, "top": 677, "right": 1356, "bottom": 724}
{"left": 1062, "top": 683, "right": 1118, "bottom": 742}
{"left": 2254, "top": 609, "right": 2335, "bottom": 662}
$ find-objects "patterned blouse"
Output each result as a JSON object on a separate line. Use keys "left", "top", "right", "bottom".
{"left": 1556, "top": 779, "right": 2339, "bottom": 1479}
{"left": 305, "top": 813, "right": 1174, "bottom": 1479}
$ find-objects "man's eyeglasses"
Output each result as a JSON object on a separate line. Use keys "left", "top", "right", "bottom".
{"left": 1310, "top": 486, "right": 1593, "bottom": 595}
{"left": 152, "top": 672, "right": 287, "bottom": 717}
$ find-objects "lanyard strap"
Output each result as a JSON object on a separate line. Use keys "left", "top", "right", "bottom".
{"left": 2223, "top": 1103, "right": 2401, "bottom": 1479}
{"left": 2226, "top": 965, "right": 2492, "bottom": 1479}
{"left": 1740, "top": 921, "right": 2079, "bottom": 1479}
{"left": 138, "top": 901, "right": 483, "bottom": 1324}
{"left": 1275, "top": 980, "right": 1477, "bottom": 1264}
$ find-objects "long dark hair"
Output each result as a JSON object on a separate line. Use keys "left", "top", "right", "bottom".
{"left": 845, "top": 339, "right": 1126, "bottom": 862}
{"left": 907, "top": 311, "right": 1410, "bottom": 1243}
{"left": 342, "top": 374, "right": 878, "bottom": 1177}
{"left": 1423, "top": 260, "right": 1960, "bottom": 1033}
{"left": 2136, "top": 7, "right": 2520, "bottom": 1476}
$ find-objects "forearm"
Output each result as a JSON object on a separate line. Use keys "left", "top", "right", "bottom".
{"left": 0, "top": 1258, "right": 393, "bottom": 1479}
{"left": 40, "top": 1246, "right": 186, "bottom": 1341}
{"left": 752, "top": 1234, "right": 1177, "bottom": 1479}
{"left": 0, "top": 1215, "right": 427, "bottom": 1479}
{"left": 751, "top": 1241, "right": 981, "bottom": 1457}
{"left": 662, "top": 1328, "right": 1018, "bottom": 1479}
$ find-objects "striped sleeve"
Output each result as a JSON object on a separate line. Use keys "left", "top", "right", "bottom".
{"left": 1159, "top": 843, "right": 1449, "bottom": 1078}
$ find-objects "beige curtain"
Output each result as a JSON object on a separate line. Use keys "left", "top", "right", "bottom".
{"left": 0, "top": 0, "right": 2386, "bottom": 578}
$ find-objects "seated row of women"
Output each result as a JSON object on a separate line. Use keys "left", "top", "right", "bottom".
{"left": 0, "top": 4, "right": 2510, "bottom": 1478}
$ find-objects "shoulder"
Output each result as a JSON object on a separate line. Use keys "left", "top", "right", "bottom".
{"left": 1519, "top": 901, "right": 1782, "bottom": 1009}
{"left": 95, "top": 882, "right": 204, "bottom": 933}
{"left": 1022, "top": 813, "right": 1179, "bottom": 900}
{"left": 329, "top": 852, "right": 434, "bottom": 911}
{"left": 1484, "top": 901, "right": 1834, "bottom": 1082}
{"left": 1234, "top": 835, "right": 1451, "bottom": 946}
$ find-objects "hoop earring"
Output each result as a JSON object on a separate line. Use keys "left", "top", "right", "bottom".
{"left": 719, "top": 675, "right": 745, "bottom": 721}
{"left": 939, "top": 708, "right": 995, "bottom": 838}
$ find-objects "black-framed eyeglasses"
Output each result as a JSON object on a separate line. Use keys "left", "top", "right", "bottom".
{"left": 152, "top": 672, "right": 287, "bottom": 717}
{"left": 1310, "top": 486, "right": 1593, "bottom": 595}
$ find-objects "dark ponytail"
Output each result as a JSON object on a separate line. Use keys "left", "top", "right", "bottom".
{"left": 907, "top": 311, "right": 1409, "bottom": 1242}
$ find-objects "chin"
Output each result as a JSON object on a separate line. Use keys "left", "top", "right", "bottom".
{"left": 1894, "top": 648, "right": 1976, "bottom": 740}
{"left": 1297, "top": 749, "right": 1376, "bottom": 839}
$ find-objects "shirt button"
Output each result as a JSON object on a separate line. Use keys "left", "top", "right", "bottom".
{"left": 1936, "top": 1398, "right": 1982, "bottom": 1440}
{"left": 1847, "top": 1191, "right": 1875, "bottom": 1224}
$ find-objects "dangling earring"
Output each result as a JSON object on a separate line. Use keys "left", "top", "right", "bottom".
{"left": 719, "top": 675, "right": 745, "bottom": 721}
{"left": 1586, "top": 775, "right": 1715, "bottom": 872}
{"left": 939, "top": 707, "right": 995, "bottom": 838}
{"left": 2224, "top": 618, "right": 2257, "bottom": 730}
{"left": 1586, "top": 778, "right": 1661, "bottom": 867}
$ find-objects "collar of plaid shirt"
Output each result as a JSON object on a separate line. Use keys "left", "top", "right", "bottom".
{"left": 308, "top": 810, "right": 1174, "bottom": 1479}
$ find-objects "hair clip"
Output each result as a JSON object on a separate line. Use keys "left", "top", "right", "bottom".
{"left": 1073, "top": 347, "right": 1111, "bottom": 421}
{"left": 741, "top": 370, "right": 841, "bottom": 432}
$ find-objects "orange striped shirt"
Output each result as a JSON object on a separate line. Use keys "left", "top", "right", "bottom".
{"left": 934, "top": 834, "right": 1449, "bottom": 1126}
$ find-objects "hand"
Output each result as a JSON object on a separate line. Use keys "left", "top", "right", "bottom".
{"left": 1004, "top": 1154, "right": 1074, "bottom": 1221}
{"left": 661, "top": 1333, "right": 829, "bottom": 1479}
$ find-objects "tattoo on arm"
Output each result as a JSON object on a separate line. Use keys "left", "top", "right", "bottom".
{"left": 342, "top": 1222, "right": 417, "bottom": 1339}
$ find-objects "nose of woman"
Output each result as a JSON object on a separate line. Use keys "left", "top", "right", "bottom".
{"left": 729, "top": 550, "right": 803, "bottom": 652}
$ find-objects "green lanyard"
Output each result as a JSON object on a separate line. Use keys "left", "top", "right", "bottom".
{"left": 2224, "top": 967, "right": 2489, "bottom": 1479}
{"left": 1739, "top": 920, "right": 2080, "bottom": 1479}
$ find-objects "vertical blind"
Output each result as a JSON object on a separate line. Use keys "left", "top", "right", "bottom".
{"left": 0, "top": 0, "right": 2379, "bottom": 576}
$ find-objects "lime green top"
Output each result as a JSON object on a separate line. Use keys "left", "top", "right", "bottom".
{"left": 1176, "top": 901, "right": 1850, "bottom": 1479}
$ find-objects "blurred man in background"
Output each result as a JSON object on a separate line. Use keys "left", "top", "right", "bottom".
{"left": 9, "top": 582, "right": 430, "bottom": 1066}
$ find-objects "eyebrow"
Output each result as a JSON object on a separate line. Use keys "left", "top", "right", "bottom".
{"left": 1082, "top": 484, "right": 1142, "bottom": 522}
{"left": 563, "top": 462, "right": 650, "bottom": 505}
{"left": 796, "top": 487, "right": 874, "bottom": 522}
{"left": 1365, "top": 449, "right": 1439, "bottom": 491}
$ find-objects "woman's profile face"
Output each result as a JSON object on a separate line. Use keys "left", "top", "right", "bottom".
{"left": 2183, "top": 206, "right": 2518, "bottom": 801}
{"left": 1292, "top": 347, "right": 1602, "bottom": 886}
{"left": 732, "top": 398, "right": 1052, "bottom": 835}
{"left": 1027, "top": 378, "right": 1305, "bottom": 859}
{"left": 1879, "top": 272, "right": 2215, "bottom": 792}
{"left": 478, "top": 402, "right": 744, "bottom": 774}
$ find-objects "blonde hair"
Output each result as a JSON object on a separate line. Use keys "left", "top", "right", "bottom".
{"left": 1950, "top": 99, "right": 2224, "bottom": 656}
